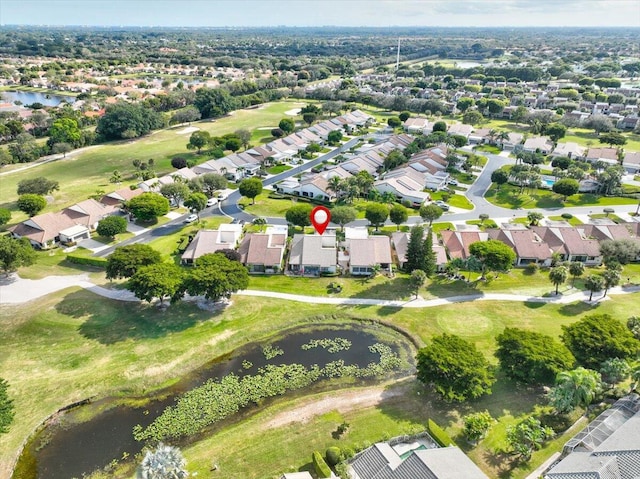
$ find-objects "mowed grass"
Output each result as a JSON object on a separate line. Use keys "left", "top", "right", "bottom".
{"left": 0, "top": 101, "right": 305, "bottom": 223}
{"left": 2, "top": 286, "right": 637, "bottom": 477}
{"left": 486, "top": 183, "right": 638, "bottom": 209}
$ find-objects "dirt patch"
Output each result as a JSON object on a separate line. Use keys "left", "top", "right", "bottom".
{"left": 264, "top": 383, "right": 407, "bottom": 429}
{"left": 175, "top": 126, "right": 200, "bottom": 135}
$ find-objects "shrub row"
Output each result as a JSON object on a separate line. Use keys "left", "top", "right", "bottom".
{"left": 66, "top": 255, "right": 107, "bottom": 268}
{"left": 313, "top": 451, "right": 332, "bottom": 478}
{"left": 428, "top": 418, "right": 457, "bottom": 447}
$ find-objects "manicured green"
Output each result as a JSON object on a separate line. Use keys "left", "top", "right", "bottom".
{"left": 485, "top": 183, "right": 638, "bottom": 209}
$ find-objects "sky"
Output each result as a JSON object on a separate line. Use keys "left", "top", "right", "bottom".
{"left": 1, "top": 0, "right": 639, "bottom": 28}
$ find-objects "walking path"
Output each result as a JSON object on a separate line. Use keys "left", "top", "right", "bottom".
{"left": 1, "top": 272, "right": 638, "bottom": 306}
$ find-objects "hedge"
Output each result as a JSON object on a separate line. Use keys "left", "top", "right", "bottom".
{"left": 326, "top": 446, "right": 342, "bottom": 467}
{"left": 313, "top": 451, "right": 332, "bottom": 478}
{"left": 66, "top": 255, "right": 107, "bottom": 268}
{"left": 428, "top": 419, "right": 457, "bottom": 447}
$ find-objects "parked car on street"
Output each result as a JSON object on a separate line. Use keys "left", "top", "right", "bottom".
{"left": 434, "top": 200, "right": 450, "bottom": 211}
{"left": 206, "top": 197, "right": 218, "bottom": 207}
{"left": 184, "top": 214, "right": 198, "bottom": 223}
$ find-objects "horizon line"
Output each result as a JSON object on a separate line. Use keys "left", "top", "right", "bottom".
{"left": 2, "top": 24, "right": 640, "bottom": 29}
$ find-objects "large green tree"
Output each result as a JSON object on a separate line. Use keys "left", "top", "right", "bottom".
{"left": 238, "top": 177, "right": 263, "bottom": 205}
{"left": 490, "top": 169, "right": 509, "bottom": 190}
{"left": 47, "top": 117, "right": 82, "bottom": 148}
{"left": 17, "top": 177, "right": 59, "bottom": 196}
{"left": 0, "top": 236, "right": 36, "bottom": 276}
{"left": 364, "top": 203, "right": 389, "bottom": 231}
{"left": 186, "top": 130, "right": 211, "bottom": 153}
{"left": 128, "top": 263, "right": 185, "bottom": 305}
{"left": 562, "top": 314, "right": 639, "bottom": 369}
{"left": 285, "top": 204, "right": 313, "bottom": 229}
{"left": 423, "top": 228, "right": 437, "bottom": 278}
{"left": 199, "top": 173, "right": 227, "bottom": 197}
{"left": 410, "top": 269, "right": 427, "bottom": 298}
{"left": 8, "top": 133, "right": 40, "bottom": 163}
{"left": 419, "top": 203, "right": 443, "bottom": 226}
{"left": 96, "top": 102, "right": 164, "bottom": 140}
{"left": 160, "top": 183, "right": 191, "bottom": 207}
{"left": 584, "top": 274, "right": 605, "bottom": 301}
{"left": 278, "top": 117, "right": 295, "bottom": 134}
{"left": 416, "top": 333, "right": 495, "bottom": 402}
{"left": 469, "top": 239, "right": 516, "bottom": 278}
{"left": 495, "top": 328, "right": 575, "bottom": 385}
{"left": 184, "top": 193, "right": 208, "bottom": 220}
{"left": 16, "top": 194, "right": 46, "bottom": 216}
{"left": 106, "top": 244, "right": 162, "bottom": 280}
{"left": 183, "top": 253, "right": 249, "bottom": 302}
{"left": 405, "top": 225, "right": 425, "bottom": 273}
{"left": 389, "top": 204, "right": 408, "bottom": 231}
{"left": 0, "top": 378, "right": 15, "bottom": 434}
{"left": 552, "top": 178, "right": 579, "bottom": 200}
{"left": 126, "top": 193, "right": 170, "bottom": 222}
{"left": 330, "top": 206, "right": 356, "bottom": 230}
{"left": 599, "top": 239, "right": 640, "bottom": 266}
{"left": 194, "top": 87, "right": 237, "bottom": 119}
{"left": 96, "top": 215, "right": 128, "bottom": 238}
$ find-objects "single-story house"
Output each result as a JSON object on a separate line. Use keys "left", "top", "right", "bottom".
{"left": 530, "top": 226, "right": 602, "bottom": 265}
{"left": 488, "top": 228, "right": 553, "bottom": 267}
{"left": 523, "top": 136, "right": 554, "bottom": 155}
{"left": 288, "top": 233, "right": 337, "bottom": 276}
{"left": 586, "top": 147, "right": 618, "bottom": 164}
{"left": 347, "top": 235, "right": 393, "bottom": 276}
{"left": 440, "top": 230, "right": 488, "bottom": 260}
{"left": 499, "top": 132, "right": 524, "bottom": 150}
{"left": 373, "top": 176, "right": 431, "bottom": 207}
{"left": 447, "top": 122, "right": 473, "bottom": 139}
{"left": 349, "top": 442, "right": 488, "bottom": 479}
{"left": 552, "top": 142, "right": 586, "bottom": 159}
{"left": 238, "top": 225, "right": 288, "bottom": 274}
{"left": 392, "top": 231, "right": 447, "bottom": 272}
{"left": 468, "top": 128, "right": 492, "bottom": 144}
{"left": 403, "top": 117, "right": 431, "bottom": 134}
{"left": 622, "top": 151, "right": 640, "bottom": 173}
{"left": 10, "top": 212, "right": 83, "bottom": 249}
{"left": 100, "top": 186, "right": 144, "bottom": 207}
{"left": 181, "top": 224, "right": 244, "bottom": 265}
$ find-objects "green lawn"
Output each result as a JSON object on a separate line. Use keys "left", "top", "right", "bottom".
{"left": 548, "top": 215, "right": 584, "bottom": 226}
{"left": 486, "top": 183, "right": 638, "bottom": 209}
{"left": 239, "top": 192, "right": 299, "bottom": 217}
{"left": 266, "top": 164, "right": 293, "bottom": 174}
{"left": 430, "top": 191, "right": 474, "bottom": 210}
{"left": 3, "top": 286, "right": 638, "bottom": 478}
{"left": 473, "top": 144, "right": 502, "bottom": 154}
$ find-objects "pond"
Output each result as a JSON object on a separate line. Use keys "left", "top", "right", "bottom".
{"left": 1, "top": 90, "right": 76, "bottom": 107}
{"left": 14, "top": 322, "right": 414, "bottom": 479}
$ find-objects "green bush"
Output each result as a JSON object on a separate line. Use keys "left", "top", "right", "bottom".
{"left": 561, "top": 213, "right": 573, "bottom": 219}
{"left": 428, "top": 419, "right": 456, "bottom": 447}
{"left": 313, "top": 450, "right": 332, "bottom": 478}
{"left": 66, "top": 255, "right": 107, "bottom": 268}
{"left": 326, "top": 446, "right": 343, "bottom": 466}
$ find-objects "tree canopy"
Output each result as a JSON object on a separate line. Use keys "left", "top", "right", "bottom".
{"left": 419, "top": 203, "right": 443, "bottom": 226}
{"left": 238, "top": 177, "right": 263, "bottom": 205}
{"left": 194, "top": 87, "right": 237, "bottom": 119}
{"left": 389, "top": 204, "right": 408, "bottom": 230}
{"left": 495, "top": 328, "right": 575, "bottom": 385}
{"left": 469, "top": 239, "right": 516, "bottom": 277}
{"left": 0, "top": 236, "right": 36, "bottom": 276}
{"left": 416, "top": 333, "right": 495, "bottom": 402}
{"left": 330, "top": 206, "right": 356, "bottom": 230}
{"left": 17, "top": 177, "right": 59, "bottom": 196}
{"left": 127, "top": 193, "right": 170, "bottom": 222}
{"left": 128, "top": 263, "right": 185, "bottom": 305}
{"left": 16, "top": 194, "right": 47, "bottom": 217}
{"left": 364, "top": 202, "right": 389, "bottom": 231}
{"left": 184, "top": 253, "right": 249, "bottom": 302}
{"left": 285, "top": 204, "right": 313, "bottom": 229}
{"left": 96, "top": 215, "right": 128, "bottom": 238}
{"left": 561, "top": 314, "right": 639, "bottom": 369}
{"left": 106, "top": 244, "right": 162, "bottom": 280}
{"left": 548, "top": 367, "right": 602, "bottom": 414}
{"left": 599, "top": 239, "right": 640, "bottom": 266}
{"left": 96, "top": 102, "right": 164, "bottom": 140}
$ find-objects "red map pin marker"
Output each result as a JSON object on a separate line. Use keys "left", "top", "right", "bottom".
{"left": 310, "top": 206, "right": 331, "bottom": 235}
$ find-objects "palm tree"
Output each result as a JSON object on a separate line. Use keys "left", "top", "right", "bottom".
{"left": 381, "top": 191, "right": 396, "bottom": 205}
{"left": 548, "top": 367, "right": 602, "bottom": 414}
{"left": 137, "top": 443, "right": 188, "bottom": 479}
{"left": 569, "top": 261, "right": 584, "bottom": 287}
{"left": 584, "top": 274, "right": 605, "bottom": 301}
{"left": 549, "top": 265, "right": 569, "bottom": 295}
{"left": 602, "top": 269, "right": 621, "bottom": 296}
{"left": 327, "top": 175, "right": 343, "bottom": 200}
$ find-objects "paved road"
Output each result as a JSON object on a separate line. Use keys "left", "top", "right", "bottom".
{"left": 95, "top": 141, "right": 639, "bottom": 257}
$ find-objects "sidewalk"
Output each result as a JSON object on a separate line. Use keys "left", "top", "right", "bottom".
{"left": 1, "top": 272, "right": 638, "bottom": 306}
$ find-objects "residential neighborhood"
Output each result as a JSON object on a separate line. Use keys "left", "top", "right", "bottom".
{"left": 1, "top": 11, "right": 640, "bottom": 479}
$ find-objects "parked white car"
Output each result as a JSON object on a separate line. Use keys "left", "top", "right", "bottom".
{"left": 206, "top": 197, "right": 218, "bottom": 207}
{"left": 184, "top": 214, "right": 198, "bottom": 223}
